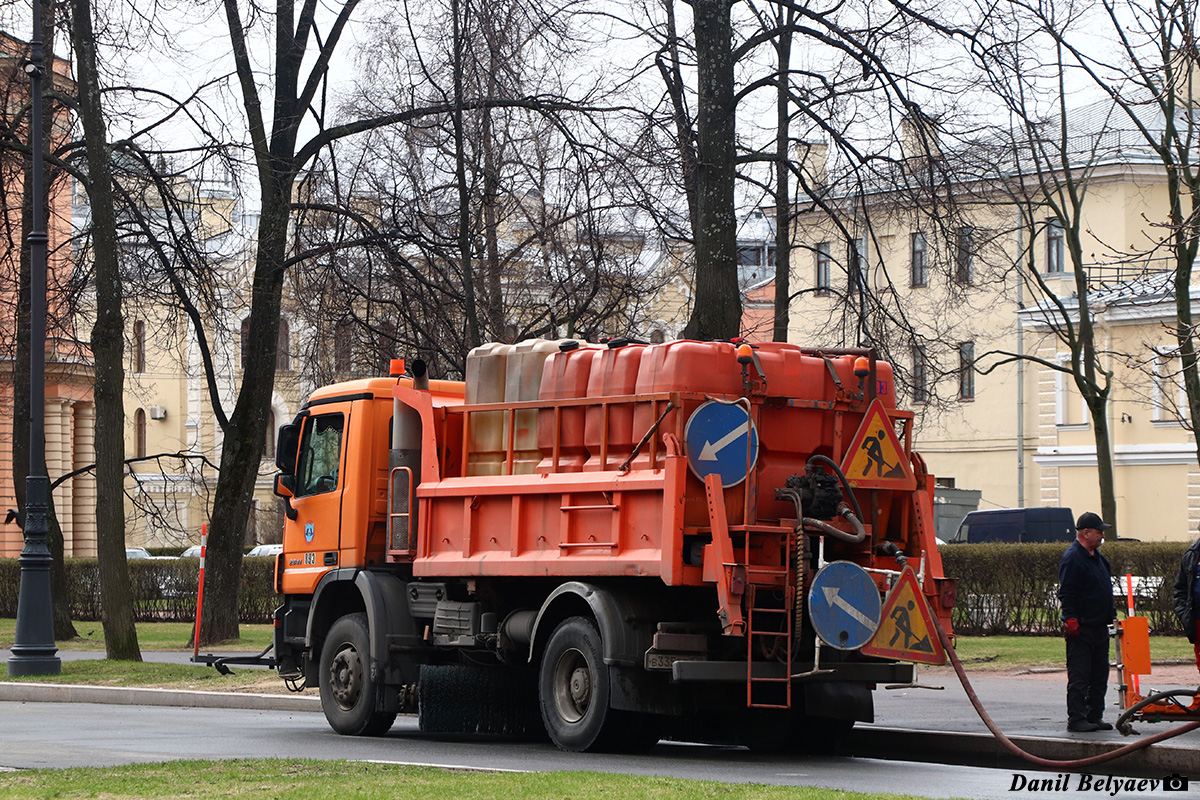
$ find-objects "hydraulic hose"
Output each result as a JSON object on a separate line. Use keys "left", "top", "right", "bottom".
{"left": 931, "top": 613, "right": 1200, "bottom": 768}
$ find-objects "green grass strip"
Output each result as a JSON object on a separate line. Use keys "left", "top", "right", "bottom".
{"left": 0, "top": 759, "right": 945, "bottom": 800}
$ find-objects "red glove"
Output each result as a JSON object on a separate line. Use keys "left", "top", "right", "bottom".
{"left": 1064, "top": 618, "right": 1080, "bottom": 637}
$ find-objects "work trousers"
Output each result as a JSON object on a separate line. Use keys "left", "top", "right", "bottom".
{"left": 1065, "top": 624, "right": 1110, "bottom": 725}
{"left": 1194, "top": 621, "right": 1200, "bottom": 674}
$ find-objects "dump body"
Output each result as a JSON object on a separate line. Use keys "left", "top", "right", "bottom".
{"left": 271, "top": 340, "right": 954, "bottom": 751}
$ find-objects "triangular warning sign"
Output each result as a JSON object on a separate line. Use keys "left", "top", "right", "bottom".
{"left": 840, "top": 399, "right": 916, "bottom": 490}
{"left": 862, "top": 566, "right": 946, "bottom": 665}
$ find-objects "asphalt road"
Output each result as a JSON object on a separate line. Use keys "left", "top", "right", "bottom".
{"left": 0, "top": 700, "right": 1107, "bottom": 799}
{"left": 1, "top": 650, "right": 1196, "bottom": 798}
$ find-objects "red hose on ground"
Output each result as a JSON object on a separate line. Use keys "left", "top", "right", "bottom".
{"left": 931, "top": 614, "right": 1200, "bottom": 768}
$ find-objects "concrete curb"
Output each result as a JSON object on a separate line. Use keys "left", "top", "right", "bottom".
{"left": 0, "top": 682, "right": 321, "bottom": 712}
{"left": 850, "top": 726, "right": 1197, "bottom": 777}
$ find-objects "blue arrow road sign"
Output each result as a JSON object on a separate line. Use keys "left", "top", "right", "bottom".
{"left": 684, "top": 400, "right": 759, "bottom": 487}
{"left": 808, "top": 561, "right": 882, "bottom": 650}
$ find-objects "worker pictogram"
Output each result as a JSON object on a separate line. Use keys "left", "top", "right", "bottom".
{"left": 840, "top": 399, "right": 916, "bottom": 490}
{"left": 862, "top": 566, "right": 946, "bottom": 665}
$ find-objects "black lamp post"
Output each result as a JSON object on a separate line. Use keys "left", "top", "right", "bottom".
{"left": 7, "top": 0, "right": 62, "bottom": 678}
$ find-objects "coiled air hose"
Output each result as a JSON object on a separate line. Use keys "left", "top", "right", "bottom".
{"left": 931, "top": 613, "right": 1200, "bottom": 767}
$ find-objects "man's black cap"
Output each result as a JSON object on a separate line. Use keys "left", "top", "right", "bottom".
{"left": 1076, "top": 511, "right": 1112, "bottom": 531}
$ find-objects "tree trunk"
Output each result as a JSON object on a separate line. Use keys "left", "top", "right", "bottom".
{"left": 682, "top": 0, "right": 741, "bottom": 341}
{"left": 71, "top": 0, "right": 140, "bottom": 660}
{"left": 772, "top": 6, "right": 793, "bottom": 343}
{"left": 199, "top": 196, "right": 291, "bottom": 643}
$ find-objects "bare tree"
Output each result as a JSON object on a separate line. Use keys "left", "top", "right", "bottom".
{"left": 281, "top": 0, "right": 666, "bottom": 379}
{"left": 70, "top": 0, "right": 141, "bottom": 659}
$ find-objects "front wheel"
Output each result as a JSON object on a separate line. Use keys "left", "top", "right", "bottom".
{"left": 319, "top": 612, "right": 396, "bottom": 736}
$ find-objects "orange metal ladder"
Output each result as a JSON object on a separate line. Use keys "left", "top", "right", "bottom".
{"left": 744, "top": 530, "right": 793, "bottom": 709}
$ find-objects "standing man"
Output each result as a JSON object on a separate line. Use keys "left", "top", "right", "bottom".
{"left": 1057, "top": 511, "right": 1117, "bottom": 732}
{"left": 1173, "top": 529, "right": 1200, "bottom": 676}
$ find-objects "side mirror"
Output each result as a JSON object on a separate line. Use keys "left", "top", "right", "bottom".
{"left": 274, "top": 474, "right": 298, "bottom": 520}
{"left": 275, "top": 423, "right": 300, "bottom": 474}
{"left": 274, "top": 473, "right": 296, "bottom": 497}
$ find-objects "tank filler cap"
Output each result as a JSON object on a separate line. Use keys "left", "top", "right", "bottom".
{"left": 853, "top": 356, "right": 870, "bottom": 378}
{"left": 559, "top": 340, "right": 580, "bottom": 352}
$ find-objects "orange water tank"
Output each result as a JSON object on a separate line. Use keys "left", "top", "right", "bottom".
{"left": 583, "top": 340, "right": 646, "bottom": 471}
{"left": 536, "top": 341, "right": 602, "bottom": 473}
{"left": 629, "top": 340, "right": 742, "bottom": 470}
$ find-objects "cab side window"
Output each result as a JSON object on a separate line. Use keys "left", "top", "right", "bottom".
{"left": 295, "top": 413, "right": 344, "bottom": 497}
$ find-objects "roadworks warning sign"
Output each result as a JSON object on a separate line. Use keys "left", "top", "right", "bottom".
{"left": 840, "top": 399, "right": 916, "bottom": 490}
{"left": 862, "top": 566, "right": 946, "bottom": 665}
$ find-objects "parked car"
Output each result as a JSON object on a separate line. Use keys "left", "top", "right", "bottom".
{"left": 125, "top": 546, "right": 152, "bottom": 559}
{"left": 247, "top": 543, "right": 283, "bottom": 557}
{"left": 950, "top": 507, "right": 1075, "bottom": 544}
{"left": 180, "top": 545, "right": 202, "bottom": 558}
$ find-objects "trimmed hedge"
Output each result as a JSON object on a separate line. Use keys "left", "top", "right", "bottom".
{"left": 2, "top": 541, "right": 1192, "bottom": 633}
{"left": 940, "top": 541, "right": 1189, "bottom": 636}
{"left": 0, "top": 557, "right": 278, "bottom": 623}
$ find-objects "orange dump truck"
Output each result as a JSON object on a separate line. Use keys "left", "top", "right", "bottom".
{"left": 270, "top": 338, "right": 954, "bottom": 752}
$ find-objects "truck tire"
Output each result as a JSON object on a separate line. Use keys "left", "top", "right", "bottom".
{"left": 540, "top": 615, "right": 660, "bottom": 752}
{"left": 319, "top": 612, "right": 396, "bottom": 736}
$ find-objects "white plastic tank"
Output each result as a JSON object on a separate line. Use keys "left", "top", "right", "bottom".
{"left": 465, "top": 342, "right": 511, "bottom": 476}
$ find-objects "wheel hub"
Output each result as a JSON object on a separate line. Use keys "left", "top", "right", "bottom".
{"left": 569, "top": 666, "right": 591, "bottom": 707}
{"left": 552, "top": 646, "right": 592, "bottom": 723}
{"left": 329, "top": 644, "right": 363, "bottom": 711}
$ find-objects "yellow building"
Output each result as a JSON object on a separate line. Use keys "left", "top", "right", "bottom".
{"left": 783, "top": 118, "right": 1198, "bottom": 542}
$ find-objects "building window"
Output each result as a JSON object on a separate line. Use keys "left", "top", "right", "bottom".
{"left": 277, "top": 318, "right": 291, "bottom": 372}
{"left": 335, "top": 320, "right": 354, "bottom": 373}
{"left": 1055, "top": 355, "right": 1089, "bottom": 427}
{"left": 375, "top": 321, "right": 396, "bottom": 374}
{"left": 913, "top": 346, "right": 928, "bottom": 404}
{"left": 958, "top": 341, "right": 975, "bottom": 400}
{"left": 955, "top": 227, "right": 974, "bottom": 284}
{"left": 134, "top": 408, "right": 147, "bottom": 459}
{"left": 240, "top": 317, "right": 250, "bottom": 371}
{"left": 910, "top": 232, "right": 927, "bottom": 287}
{"left": 133, "top": 320, "right": 146, "bottom": 373}
{"left": 264, "top": 410, "right": 276, "bottom": 460}
{"left": 815, "top": 242, "right": 831, "bottom": 295}
{"left": 1046, "top": 218, "right": 1065, "bottom": 274}
{"left": 738, "top": 246, "right": 762, "bottom": 266}
{"left": 848, "top": 236, "right": 866, "bottom": 295}
{"left": 1152, "top": 354, "right": 1187, "bottom": 423}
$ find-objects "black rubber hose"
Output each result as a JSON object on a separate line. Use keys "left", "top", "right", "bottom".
{"left": 931, "top": 613, "right": 1200, "bottom": 767}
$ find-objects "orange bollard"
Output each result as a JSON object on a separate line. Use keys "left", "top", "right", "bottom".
{"left": 1125, "top": 573, "right": 1140, "bottom": 694}
{"left": 193, "top": 524, "right": 207, "bottom": 659}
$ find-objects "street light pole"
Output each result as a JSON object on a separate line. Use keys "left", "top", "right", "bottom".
{"left": 8, "top": 0, "right": 62, "bottom": 678}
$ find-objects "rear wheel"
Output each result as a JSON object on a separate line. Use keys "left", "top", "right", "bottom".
{"left": 319, "top": 612, "right": 396, "bottom": 736}
{"left": 539, "top": 616, "right": 614, "bottom": 751}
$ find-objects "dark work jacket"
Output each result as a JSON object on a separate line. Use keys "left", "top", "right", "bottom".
{"left": 1174, "top": 538, "right": 1200, "bottom": 643}
{"left": 1058, "top": 540, "right": 1117, "bottom": 627}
